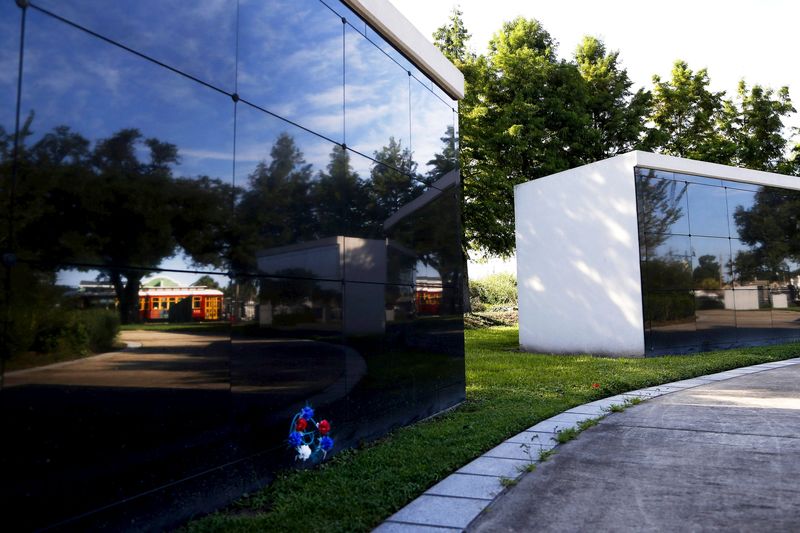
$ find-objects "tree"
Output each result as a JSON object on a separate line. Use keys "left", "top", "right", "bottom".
{"left": 574, "top": 36, "right": 651, "bottom": 160}
{"left": 192, "top": 275, "right": 221, "bottom": 289}
{"left": 459, "top": 17, "right": 593, "bottom": 256}
{"left": 432, "top": 7, "right": 473, "bottom": 64}
{"left": 647, "top": 61, "right": 730, "bottom": 162}
{"left": 721, "top": 81, "right": 796, "bottom": 172}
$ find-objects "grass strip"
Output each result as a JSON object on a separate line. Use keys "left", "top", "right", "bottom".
{"left": 185, "top": 327, "right": 799, "bottom": 533}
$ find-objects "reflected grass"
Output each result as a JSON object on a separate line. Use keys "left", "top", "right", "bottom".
{"left": 185, "top": 327, "right": 800, "bottom": 533}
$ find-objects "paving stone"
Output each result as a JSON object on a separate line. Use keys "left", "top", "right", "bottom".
{"left": 425, "top": 473, "right": 504, "bottom": 500}
{"left": 457, "top": 456, "right": 530, "bottom": 478}
{"left": 666, "top": 378, "right": 716, "bottom": 388}
{"left": 506, "top": 430, "right": 558, "bottom": 447}
{"left": 374, "top": 522, "right": 461, "bottom": 532}
{"left": 621, "top": 389, "right": 664, "bottom": 399}
{"left": 484, "top": 441, "right": 548, "bottom": 462}
{"left": 563, "top": 403, "right": 608, "bottom": 417}
{"left": 387, "top": 494, "right": 488, "bottom": 529}
{"left": 528, "top": 412, "right": 591, "bottom": 433}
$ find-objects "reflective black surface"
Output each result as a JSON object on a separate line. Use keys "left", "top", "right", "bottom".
{"left": 0, "top": 2, "right": 462, "bottom": 530}
{"left": 635, "top": 167, "right": 800, "bottom": 354}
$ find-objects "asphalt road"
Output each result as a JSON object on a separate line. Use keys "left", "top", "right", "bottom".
{"left": 469, "top": 364, "right": 800, "bottom": 532}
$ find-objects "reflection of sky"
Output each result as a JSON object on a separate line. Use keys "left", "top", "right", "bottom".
{"left": 0, "top": 3, "right": 20, "bottom": 131}
{"left": 57, "top": 261, "right": 229, "bottom": 289}
{"left": 22, "top": 9, "right": 235, "bottom": 180}
{"left": 32, "top": 0, "right": 238, "bottom": 92}
{"left": 238, "top": 0, "right": 344, "bottom": 142}
{"left": 13, "top": 0, "right": 457, "bottom": 282}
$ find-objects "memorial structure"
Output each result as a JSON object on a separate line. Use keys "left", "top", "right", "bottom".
{"left": 516, "top": 151, "right": 800, "bottom": 356}
{"left": 0, "top": 0, "right": 464, "bottom": 529}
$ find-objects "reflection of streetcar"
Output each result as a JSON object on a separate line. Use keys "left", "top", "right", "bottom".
{"left": 138, "top": 289, "right": 223, "bottom": 321}
{"left": 72, "top": 277, "right": 225, "bottom": 321}
{"left": 415, "top": 287, "right": 442, "bottom": 315}
{"left": 137, "top": 276, "right": 224, "bottom": 321}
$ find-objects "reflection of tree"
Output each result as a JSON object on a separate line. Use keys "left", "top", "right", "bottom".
{"left": 367, "top": 137, "right": 422, "bottom": 223}
{"left": 4, "top": 115, "right": 231, "bottom": 324}
{"left": 234, "top": 133, "right": 315, "bottom": 273}
{"left": 425, "top": 125, "right": 457, "bottom": 181}
{"left": 733, "top": 187, "right": 800, "bottom": 283}
{"left": 692, "top": 254, "right": 721, "bottom": 289}
{"left": 635, "top": 171, "right": 686, "bottom": 251}
{"left": 313, "top": 145, "right": 369, "bottom": 238}
{"left": 2, "top": 115, "right": 460, "bottom": 326}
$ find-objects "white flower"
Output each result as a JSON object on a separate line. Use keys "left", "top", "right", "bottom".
{"left": 296, "top": 445, "right": 312, "bottom": 461}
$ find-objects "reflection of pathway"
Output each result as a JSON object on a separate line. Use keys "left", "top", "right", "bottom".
{"left": 4, "top": 330, "right": 368, "bottom": 404}
{"left": 1, "top": 329, "right": 367, "bottom": 531}
{"left": 4, "top": 330, "right": 230, "bottom": 390}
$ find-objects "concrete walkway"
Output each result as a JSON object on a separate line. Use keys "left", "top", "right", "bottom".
{"left": 376, "top": 357, "right": 800, "bottom": 532}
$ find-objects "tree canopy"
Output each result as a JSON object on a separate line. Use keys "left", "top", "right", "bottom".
{"left": 433, "top": 12, "right": 800, "bottom": 258}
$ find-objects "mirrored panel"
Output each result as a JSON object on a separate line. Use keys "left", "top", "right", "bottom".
{"left": 733, "top": 288, "right": 773, "bottom": 341}
{"left": 237, "top": 0, "right": 344, "bottom": 143}
{"left": 641, "top": 234, "right": 692, "bottom": 290}
{"left": 770, "top": 286, "right": 800, "bottom": 339}
{"left": 16, "top": 9, "right": 234, "bottom": 274}
{"left": 635, "top": 170, "right": 689, "bottom": 236}
{"left": 725, "top": 186, "right": 758, "bottom": 240}
{"left": 0, "top": 2, "right": 19, "bottom": 133}
{"left": 691, "top": 236, "right": 733, "bottom": 289}
{"left": 644, "top": 289, "right": 696, "bottom": 351}
{"left": 30, "top": 0, "right": 238, "bottom": 92}
{"left": 0, "top": 265, "right": 232, "bottom": 530}
{"left": 233, "top": 101, "right": 343, "bottom": 274}
{"left": 674, "top": 172, "right": 722, "bottom": 187}
{"left": 687, "top": 183, "right": 728, "bottom": 237}
{"left": 230, "top": 275, "right": 347, "bottom": 463}
{"left": 693, "top": 290, "right": 736, "bottom": 348}
{"left": 411, "top": 78, "right": 456, "bottom": 181}
{"left": 344, "top": 23, "right": 410, "bottom": 161}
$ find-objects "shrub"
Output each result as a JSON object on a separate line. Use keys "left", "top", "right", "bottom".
{"left": 78, "top": 309, "right": 121, "bottom": 352}
{"left": 469, "top": 273, "right": 517, "bottom": 309}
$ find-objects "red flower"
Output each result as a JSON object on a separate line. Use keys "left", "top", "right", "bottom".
{"left": 295, "top": 418, "right": 307, "bottom": 431}
{"left": 591, "top": 383, "right": 600, "bottom": 389}
{"left": 318, "top": 419, "right": 331, "bottom": 435}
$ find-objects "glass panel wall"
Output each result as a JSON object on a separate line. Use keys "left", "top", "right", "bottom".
{"left": 635, "top": 167, "right": 800, "bottom": 354}
{"left": 0, "top": 1, "right": 462, "bottom": 530}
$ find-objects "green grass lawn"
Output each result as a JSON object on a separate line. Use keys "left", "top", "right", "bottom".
{"left": 185, "top": 327, "right": 800, "bottom": 533}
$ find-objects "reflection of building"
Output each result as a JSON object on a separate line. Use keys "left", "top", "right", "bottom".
{"left": 516, "top": 151, "right": 800, "bottom": 356}
{"left": 255, "top": 170, "right": 458, "bottom": 333}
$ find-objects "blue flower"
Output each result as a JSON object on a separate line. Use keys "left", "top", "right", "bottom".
{"left": 288, "top": 431, "right": 304, "bottom": 447}
{"left": 302, "top": 406, "right": 315, "bottom": 419}
{"left": 320, "top": 436, "right": 334, "bottom": 451}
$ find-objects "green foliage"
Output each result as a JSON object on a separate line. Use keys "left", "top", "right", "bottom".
{"left": 499, "top": 476, "right": 519, "bottom": 487}
{"left": 447, "top": 16, "right": 651, "bottom": 256}
{"left": 469, "top": 273, "right": 517, "bottom": 309}
{"left": 185, "top": 327, "right": 800, "bottom": 533}
{"left": 647, "top": 61, "right": 728, "bottom": 160}
{"left": 644, "top": 291, "right": 695, "bottom": 323}
{"left": 432, "top": 7, "right": 473, "bottom": 64}
{"left": 555, "top": 427, "right": 579, "bottom": 444}
{"left": 433, "top": 11, "right": 800, "bottom": 256}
